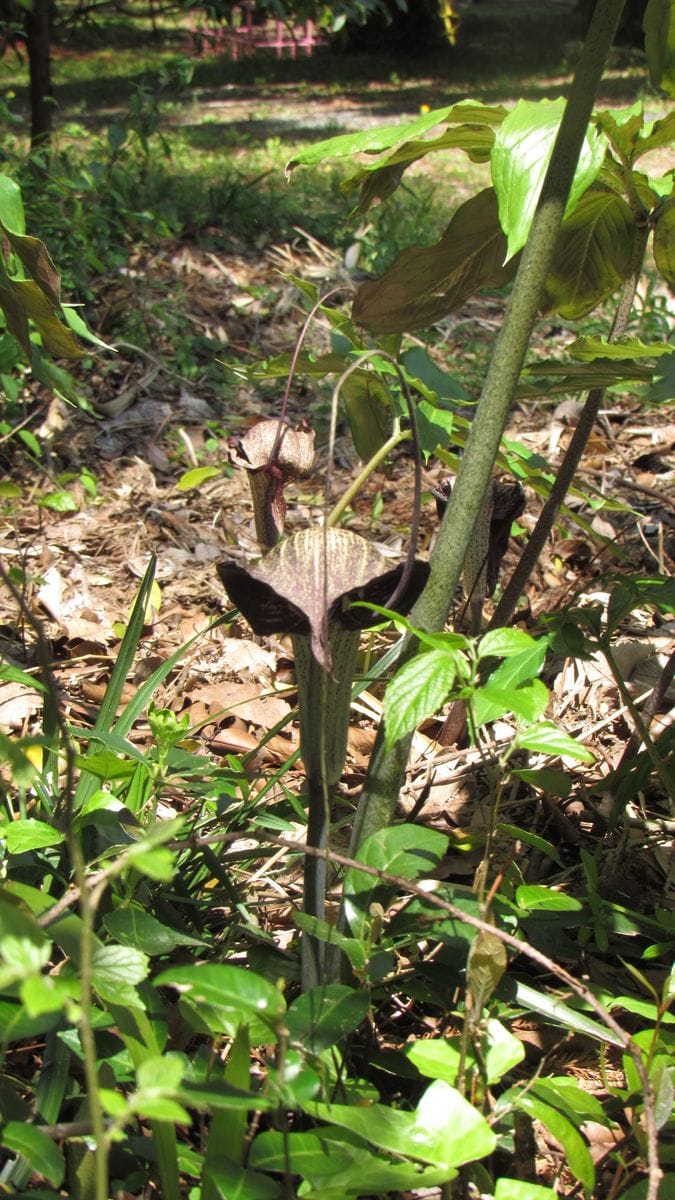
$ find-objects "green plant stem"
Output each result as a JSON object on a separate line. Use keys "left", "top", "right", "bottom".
{"left": 292, "top": 629, "right": 360, "bottom": 990}
{"left": 326, "top": 427, "right": 408, "bottom": 528}
{"left": 75, "top": 873, "right": 109, "bottom": 1200}
{"left": 491, "top": 220, "right": 650, "bottom": 630}
{"left": 349, "top": 0, "right": 628, "bottom": 854}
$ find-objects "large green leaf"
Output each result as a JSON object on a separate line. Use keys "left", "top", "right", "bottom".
{"left": 352, "top": 188, "right": 516, "bottom": 334}
{"left": 103, "top": 907, "right": 206, "bottom": 955}
{"left": 542, "top": 188, "right": 636, "bottom": 319}
{"left": 495, "top": 1182, "right": 556, "bottom": 1200}
{"left": 0, "top": 174, "right": 25, "bottom": 235}
{"left": 203, "top": 1159, "right": 282, "bottom": 1199}
{"left": 287, "top": 101, "right": 497, "bottom": 172}
{"left": 512, "top": 1094, "right": 594, "bottom": 1191}
{"left": 249, "top": 1128, "right": 450, "bottom": 1195}
{"left": 155, "top": 963, "right": 286, "bottom": 1039}
{"left": 345, "top": 107, "right": 506, "bottom": 212}
{"left": 343, "top": 825, "right": 448, "bottom": 939}
{"left": 1, "top": 1123, "right": 65, "bottom": 1188}
{"left": 341, "top": 370, "right": 393, "bottom": 459}
{"left": 4, "top": 819, "right": 65, "bottom": 854}
{"left": 492, "top": 98, "right": 606, "bottom": 260}
{"left": 569, "top": 334, "right": 674, "bottom": 360}
{"left": 595, "top": 102, "right": 646, "bottom": 164}
{"left": 654, "top": 196, "right": 675, "bottom": 287}
{"left": 305, "top": 1079, "right": 496, "bottom": 1169}
{"left": 10, "top": 279, "right": 83, "bottom": 358}
{"left": 286, "top": 984, "right": 370, "bottom": 1054}
{"left": 644, "top": 0, "right": 675, "bottom": 95}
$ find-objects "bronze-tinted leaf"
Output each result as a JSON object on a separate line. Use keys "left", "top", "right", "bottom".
{"left": 542, "top": 188, "right": 636, "bottom": 320}
{"left": 352, "top": 188, "right": 516, "bottom": 335}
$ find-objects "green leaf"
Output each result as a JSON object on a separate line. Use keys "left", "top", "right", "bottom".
{"left": 634, "top": 108, "right": 675, "bottom": 160}
{"left": 595, "top": 102, "right": 646, "bottom": 164}
{"left": 347, "top": 111, "right": 505, "bottom": 213}
{"left": 62, "top": 304, "right": 113, "bottom": 350}
{"left": 514, "top": 1094, "right": 594, "bottom": 1191}
{"left": 416, "top": 399, "right": 456, "bottom": 456}
{"left": 250, "top": 1128, "right": 450, "bottom": 1195}
{"left": 513, "top": 721, "right": 594, "bottom": 761}
{"left": 293, "top": 912, "right": 367, "bottom": 972}
{"left": 287, "top": 985, "right": 370, "bottom": 1054}
{"left": 287, "top": 103, "right": 482, "bottom": 171}
{"left": 1, "top": 1123, "right": 65, "bottom": 1187}
{"left": 516, "top": 885, "right": 583, "bottom": 912}
{"left": 0, "top": 174, "right": 26, "bottom": 235}
{"left": 343, "top": 825, "right": 448, "bottom": 940}
{"left": 644, "top": 0, "right": 675, "bottom": 95}
{"left": 384, "top": 648, "right": 458, "bottom": 748}
{"left": 203, "top": 1159, "right": 282, "bottom": 1199}
{"left": 305, "top": 1079, "right": 496, "bottom": 1169}
{"left": 569, "top": 334, "right": 675, "bottom": 360}
{"left": 654, "top": 196, "right": 675, "bottom": 288}
{"left": 400, "top": 346, "right": 471, "bottom": 403}
{"left": 543, "top": 188, "right": 636, "bottom": 319}
{"left": 92, "top": 943, "right": 149, "bottom": 1004}
{"left": 467, "top": 929, "right": 507, "bottom": 1008}
{"left": 531, "top": 1078, "right": 610, "bottom": 1125}
{"left": 352, "top": 188, "right": 516, "bottom": 334}
{"left": 472, "top": 679, "right": 549, "bottom": 728}
{"left": 483, "top": 1018, "right": 526, "bottom": 1084}
{"left": 155, "top": 963, "right": 286, "bottom": 1038}
{"left": 176, "top": 466, "right": 221, "bottom": 491}
{"left": 4, "top": 819, "right": 65, "bottom": 853}
{"left": 491, "top": 99, "right": 606, "bottom": 260}
{"left": 478, "top": 628, "right": 537, "bottom": 659}
{"left": 497, "top": 822, "right": 565, "bottom": 865}
{"left": 504, "top": 979, "right": 624, "bottom": 1047}
{"left": 38, "top": 489, "right": 78, "bottom": 513}
{"left": 481, "top": 638, "right": 548, "bottom": 693}
{"left": 495, "top": 1181, "right": 556, "bottom": 1200}
{"left": 341, "top": 371, "right": 393, "bottom": 459}
{"left": 406, "top": 1037, "right": 462, "bottom": 1086}
{"left": 103, "top": 907, "right": 205, "bottom": 955}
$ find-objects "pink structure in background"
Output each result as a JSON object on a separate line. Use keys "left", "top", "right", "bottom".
{"left": 193, "top": 2, "right": 327, "bottom": 60}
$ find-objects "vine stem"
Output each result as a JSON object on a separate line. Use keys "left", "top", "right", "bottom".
{"left": 348, "top": 0, "right": 629, "bottom": 850}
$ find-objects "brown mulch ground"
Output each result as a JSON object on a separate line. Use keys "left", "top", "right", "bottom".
{"left": 2, "top": 223, "right": 674, "bottom": 849}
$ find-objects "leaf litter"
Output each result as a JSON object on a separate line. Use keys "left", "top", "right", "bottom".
{"left": 1, "top": 109, "right": 674, "bottom": 1190}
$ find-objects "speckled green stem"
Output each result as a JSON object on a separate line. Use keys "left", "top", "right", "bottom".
{"left": 350, "top": 0, "right": 627, "bottom": 856}
{"left": 292, "top": 627, "right": 360, "bottom": 990}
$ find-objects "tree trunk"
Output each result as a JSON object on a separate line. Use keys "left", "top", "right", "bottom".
{"left": 27, "top": 0, "right": 53, "bottom": 148}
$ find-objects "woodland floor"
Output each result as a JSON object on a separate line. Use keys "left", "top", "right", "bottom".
{"left": 1, "top": 6, "right": 674, "bottom": 1190}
